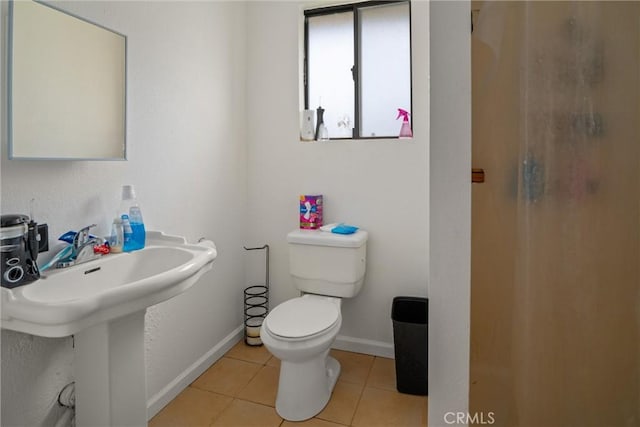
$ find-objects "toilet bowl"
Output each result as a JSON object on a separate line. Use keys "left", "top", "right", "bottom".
{"left": 261, "top": 229, "right": 368, "bottom": 421}
{"left": 260, "top": 294, "right": 342, "bottom": 421}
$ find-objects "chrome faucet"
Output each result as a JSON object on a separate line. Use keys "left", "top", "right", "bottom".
{"left": 56, "top": 224, "right": 104, "bottom": 268}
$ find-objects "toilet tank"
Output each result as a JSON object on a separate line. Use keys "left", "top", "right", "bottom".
{"left": 287, "top": 229, "right": 368, "bottom": 298}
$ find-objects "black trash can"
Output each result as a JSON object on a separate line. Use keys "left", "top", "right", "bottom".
{"left": 391, "top": 296, "right": 428, "bottom": 395}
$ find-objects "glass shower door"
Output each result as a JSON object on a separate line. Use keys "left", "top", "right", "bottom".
{"left": 470, "top": 2, "right": 640, "bottom": 426}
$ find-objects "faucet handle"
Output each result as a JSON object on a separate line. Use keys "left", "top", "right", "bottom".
{"left": 74, "top": 224, "right": 97, "bottom": 247}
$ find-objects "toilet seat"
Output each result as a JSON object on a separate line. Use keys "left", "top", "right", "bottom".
{"left": 264, "top": 296, "right": 339, "bottom": 340}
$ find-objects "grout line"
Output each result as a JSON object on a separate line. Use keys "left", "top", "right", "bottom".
{"left": 233, "top": 397, "right": 278, "bottom": 411}
{"left": 190, "top": 356, "right": 263, "bottom": 399}
{"left": 362, "top": 355, "right": 377, "bottom": 387}
{"left": 346, "top": 356, "right": 377, "bottom": 426}
{"left": 342, "top": 356, "right": 376, "bottom": 426}
{"left": 206, "top": 392, "right": 235, "bottom": 427}
{"left": 231, "top": 397, "right": 284, "bottom": 426}
{"left": 348, "top": 380, "right": 367, "bottom": 427}
{"left": 224, "top": 354, "right": 271, "bottom": 366}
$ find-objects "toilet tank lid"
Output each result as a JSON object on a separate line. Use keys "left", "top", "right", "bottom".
{"left": 287, "top": 229, "right": 368, "bottom": 248}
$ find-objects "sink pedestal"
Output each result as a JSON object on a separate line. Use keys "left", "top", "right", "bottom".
{"left": 75, "top": 309, "right": 148, "bottom": 426}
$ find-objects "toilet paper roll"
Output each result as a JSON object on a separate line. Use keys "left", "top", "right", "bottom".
{"left": 245, "top": 334, "right": 263, "bottom": 346}
{"left": 245, "top": 324, "right": 261, "bottom": 337}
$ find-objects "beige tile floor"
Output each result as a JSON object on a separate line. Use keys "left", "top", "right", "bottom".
{"left": 150, "top": 340, "right": 428, "bottom": 427}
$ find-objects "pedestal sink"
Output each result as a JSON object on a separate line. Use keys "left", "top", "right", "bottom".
{"left": 1, "top": 231, "right": 217, "bottom": 426}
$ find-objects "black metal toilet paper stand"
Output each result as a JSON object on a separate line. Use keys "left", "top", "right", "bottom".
{"left": 243, "top": 244, "right": 269, "bottom": 346}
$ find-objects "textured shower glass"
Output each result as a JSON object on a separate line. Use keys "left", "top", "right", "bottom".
{"left": 470, "top": 2, "right": 640, "bottom": 425}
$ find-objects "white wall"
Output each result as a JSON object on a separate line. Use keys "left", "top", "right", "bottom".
{"left": 244, "top": 1, "right": 429, "bottom": 354}
{"left": 429, "top": 1, "right": 471, "bottom": 426}
{"left": 0, "top": 1, "right": 248, "bottom": 425}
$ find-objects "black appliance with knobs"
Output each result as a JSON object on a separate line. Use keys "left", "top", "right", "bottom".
{"left": 1, "top": 214, "right": 47, "bottom": 288}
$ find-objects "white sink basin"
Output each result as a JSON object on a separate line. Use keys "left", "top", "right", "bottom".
{"left": 1, "top": 231, "right": 217, "bottom": 338}
{"left": 1, "top": 230, "right": 217, "bottom": 426}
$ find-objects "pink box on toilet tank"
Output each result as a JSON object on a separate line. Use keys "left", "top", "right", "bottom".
{"left": 299, "top": 195, "right": 323, "bottom": 229}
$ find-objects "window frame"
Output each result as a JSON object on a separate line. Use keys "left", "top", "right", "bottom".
{"left": 304, "top": 0, "right": 413, "bottom": 140}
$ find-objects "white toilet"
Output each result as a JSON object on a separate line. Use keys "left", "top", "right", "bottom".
{"left": 260, "top": 228, "right": 368, "bottom": 421}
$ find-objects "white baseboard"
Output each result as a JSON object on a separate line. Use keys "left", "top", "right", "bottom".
{"left": 333, "top": 334, "right": 395, "bottom": 359}
{"left": 146, "top": 324, "right": 244, "bottom": 419}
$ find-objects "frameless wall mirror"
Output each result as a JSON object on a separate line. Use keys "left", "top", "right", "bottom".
{"left": 8, "top": 0, "right": 126, "bottom": 160}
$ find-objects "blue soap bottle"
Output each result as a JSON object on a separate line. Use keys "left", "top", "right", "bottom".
{"left": 120, "top": 185, "right": 146, "bottom": 251}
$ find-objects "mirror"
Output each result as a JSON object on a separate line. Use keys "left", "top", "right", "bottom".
{"left": 8, "top": 0, "right": 126, "bottom": 160}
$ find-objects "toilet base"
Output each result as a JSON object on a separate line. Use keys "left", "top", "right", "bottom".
{"left": 275, "top": 353, "right": 341, "bottom": 421}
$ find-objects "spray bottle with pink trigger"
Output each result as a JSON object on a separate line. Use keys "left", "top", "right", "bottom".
{"left": 396, "top": 108, "right": 412, "bottom": 138}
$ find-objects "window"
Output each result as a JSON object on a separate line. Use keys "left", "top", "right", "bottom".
{"left": 304, "top": 1, "right": 412, "bottom": 139}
